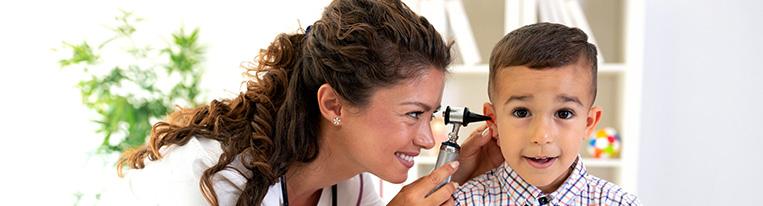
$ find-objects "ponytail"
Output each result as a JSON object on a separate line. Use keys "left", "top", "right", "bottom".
{"left": 117, "top": 32, "right": 311, "bottom": 205}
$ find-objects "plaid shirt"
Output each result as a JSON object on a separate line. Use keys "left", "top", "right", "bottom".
{"left": 453, "top": 157, "right": 640, "bottom": 206}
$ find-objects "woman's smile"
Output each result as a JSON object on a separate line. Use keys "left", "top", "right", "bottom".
{"left": 395, "top": 151, "right": 418, "bottom": 168}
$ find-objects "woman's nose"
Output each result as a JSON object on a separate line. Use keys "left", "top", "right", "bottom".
{"left": 414, "top": 122, "right": 436, "bottom": 149}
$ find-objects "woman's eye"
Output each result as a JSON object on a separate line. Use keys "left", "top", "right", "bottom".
{"left": 512, "top": 108, "right": 530, "bottom": 118}
{"left": 407, "top": 111, "right": 424, "bottom": 119}
{"left": 556, "top": 109, "right": 575, "bottom": 119}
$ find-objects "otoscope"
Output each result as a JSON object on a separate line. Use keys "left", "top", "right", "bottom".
{"left": 429, "top": 106, "right": 490, "bottom": 195}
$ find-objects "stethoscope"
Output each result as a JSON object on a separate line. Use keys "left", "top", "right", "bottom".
{"left": 280, "top": 176, "right": 337, "bottom": 206}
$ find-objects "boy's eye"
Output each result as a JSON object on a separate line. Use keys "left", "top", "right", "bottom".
{"left": 512, "top": 108, "right": 530, "bottom": 118}
{"left": 555, "top": 109, "right": 575, "bottom": 119}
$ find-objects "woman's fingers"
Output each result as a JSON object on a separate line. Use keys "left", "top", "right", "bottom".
{"left": 440, "top": 197, "right": 455, "bottom": 206}
{"left": 484, "top": 138, "right": 505, "bottom": 167}
{"left": 470, "top": 137, "right": 503, "bottom": 181}
{"left": 426, "top": 182, "right": 457, "bottom": 205}
{"left": 451, "top": 125, "right": 490, "bottom": 184}
{"left": 415, "top": 161, "right": 459, "bottom": 195}
{"left": 459, "top": 124, "right": 491, "bottom": 157}
{"left": 388, "top": 161, "right": 460, "bottom": 205}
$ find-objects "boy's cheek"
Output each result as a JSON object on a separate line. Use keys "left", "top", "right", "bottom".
{"left": 496, "top": 132, "right": 520, "bottom": 158}
{"left": 498, "top": 140, "right": 515, "bottom": 162}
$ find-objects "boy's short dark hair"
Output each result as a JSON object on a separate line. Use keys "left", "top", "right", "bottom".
{"left": 488, "top": 22, "right": 598, "bottom": 104}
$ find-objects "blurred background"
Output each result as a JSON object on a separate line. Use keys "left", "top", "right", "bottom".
{"left": 0, "top": 0, "right": 761, "bottom": 205}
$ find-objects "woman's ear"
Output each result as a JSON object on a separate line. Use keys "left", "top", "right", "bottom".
{"left": 483, "top": 102, "right": 498, "bottom": 139}
{"left": 317, "top": 84, "right": 343, "bottom": 124}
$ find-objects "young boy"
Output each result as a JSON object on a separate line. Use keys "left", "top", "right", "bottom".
{"left": 453, "top": 23, "right": 640, "bottom": 205}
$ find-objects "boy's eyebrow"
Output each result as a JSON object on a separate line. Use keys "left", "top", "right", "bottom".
{"left": 504, "top": 95, "right": 532, "bottom": 105}
{"left": 557, "top": 95, "right": 584, "bottom": 107}
{"left": 503, "top": 95, "right": 584, "bottom": 107}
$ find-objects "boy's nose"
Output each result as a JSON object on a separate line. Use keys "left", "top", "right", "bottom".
{"left": 530, "top": 118, "right": 553, "bottom": 145}
{"left": 414, "top": 121, "right": 436, "bottom": 149}
{"left": 531, "top": 133, "right": 552, "bottom": 145}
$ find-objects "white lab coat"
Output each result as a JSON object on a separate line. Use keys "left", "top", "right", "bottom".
{"left": 100, "top": 136, "right": 383, "bottom": 206}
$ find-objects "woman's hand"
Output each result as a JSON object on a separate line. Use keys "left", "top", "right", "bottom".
{"left": 450, "top": 124, "right": 504, "bottom": 184}
{"left": 388, "top": 161, "right": 460, "bottom": 206}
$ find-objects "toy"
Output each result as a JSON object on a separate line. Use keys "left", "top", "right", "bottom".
{"left": 587, "top": 127, "right": 621, "bottom": 158}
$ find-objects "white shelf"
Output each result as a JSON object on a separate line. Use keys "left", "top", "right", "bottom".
{"left": 416, "top": 156, "right": 438, "bottom": 165}
{"left": 599, "top": 63, "right": 627, "bottom": 74}
{"left": 448, "top": 63, "right": 626, "bottom": 74}
{"left": 449, "top": 64, "right": 488, "bottom": 74}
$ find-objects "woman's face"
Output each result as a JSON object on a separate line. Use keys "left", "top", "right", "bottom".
{"left": 340, "top": 67, "right": 445, "bottom": 183}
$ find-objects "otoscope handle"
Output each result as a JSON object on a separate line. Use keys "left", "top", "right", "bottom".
{"left": 428, "top": 141, "right": 460, "bottom": 196}
{"left": 426, "top": 106, "right": 490, "bottom": 196}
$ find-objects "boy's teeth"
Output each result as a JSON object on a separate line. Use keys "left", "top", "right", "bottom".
{"left": 527, "top": 156, "right": 556, "bottom": 162}
{"left": 527, "top": 156, "right": 556, "bottom": 163}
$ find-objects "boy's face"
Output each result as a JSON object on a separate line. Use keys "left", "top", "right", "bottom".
{"left": 484, "top": 61, "right": 602, "bottom": 192}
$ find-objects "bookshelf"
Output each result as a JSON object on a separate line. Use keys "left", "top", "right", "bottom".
{"left": 374, "top": 0, "right": 643, "bottom": 202}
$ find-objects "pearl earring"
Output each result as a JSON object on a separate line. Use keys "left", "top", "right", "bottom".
{"left": 332, "top": 116, "right": 342, "bottom": 126}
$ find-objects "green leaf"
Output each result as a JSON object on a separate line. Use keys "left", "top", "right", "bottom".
{"left": 59, "top": 42, "right": 98, "bottom": 67}
{"left": 59, "top": 11, "right": 206, "bottom": 155}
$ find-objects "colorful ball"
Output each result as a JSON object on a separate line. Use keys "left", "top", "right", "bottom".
{"left": 587, "top": 127, "right": 621, "bottom": 158}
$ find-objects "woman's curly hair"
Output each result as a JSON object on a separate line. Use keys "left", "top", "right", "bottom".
{"left": 118, "top": 0, "right": 451, "bottom": 205}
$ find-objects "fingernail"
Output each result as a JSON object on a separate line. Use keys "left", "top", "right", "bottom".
{"left": 481, "top": 128, "right": 490, "bottom": 137}
{"left": 450, "top": 161, "right": 460, "bottom": 169}
{"left": 453, "top": 182, "right": 460, "bottom": 188}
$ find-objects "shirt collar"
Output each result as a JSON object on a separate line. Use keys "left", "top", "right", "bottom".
{"left": 496, "top": 156, "right": 589, "bottom": 205}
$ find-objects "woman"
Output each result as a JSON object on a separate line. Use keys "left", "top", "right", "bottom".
{"left": 109, "top": 0, "right": 501, "bottom": 205}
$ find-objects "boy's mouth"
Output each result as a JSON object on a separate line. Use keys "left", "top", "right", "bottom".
{"left": 523, "top": 156, "right": 558, "bottom": 169}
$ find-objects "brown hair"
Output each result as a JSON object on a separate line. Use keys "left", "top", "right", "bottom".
{"left": 488, "top": 22, "right": 598, "bottom": 103}
{"left": 117, "top": 0, "right": 451, "bottom": 205}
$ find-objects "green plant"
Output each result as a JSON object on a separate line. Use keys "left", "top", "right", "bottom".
{"left": 59, "top": 11, "right": 205, "bottom": 153}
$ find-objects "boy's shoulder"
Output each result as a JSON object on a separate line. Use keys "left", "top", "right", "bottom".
{"left": 452, "top": 164, "right": 505, "bottom": 203}
{"left": 453, "top": 161, "right": 641, "bottom": 205}
{"left": 583, "top": 174, "right": 641, "bottom": 205}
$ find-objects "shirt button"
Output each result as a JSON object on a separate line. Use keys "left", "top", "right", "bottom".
{"left": 538, "top": 196, "right": 550, "bottom": 205}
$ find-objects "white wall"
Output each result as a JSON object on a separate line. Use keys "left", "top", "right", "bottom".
{"left": 639, "top": 0, "right": 763, "bottom": 205}
{"left": 0, "top": 0, "right": 329, "bottom": 204}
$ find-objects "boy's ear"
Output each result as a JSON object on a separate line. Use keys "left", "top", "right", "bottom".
{"left": 317, "top": 83, "right": 343, "bottom": 123}
{"left": 584, "top": 106, "right": 603, "bottom": 139}
{"left": 483, "top": 102, "right": 498, "bottom": 139}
